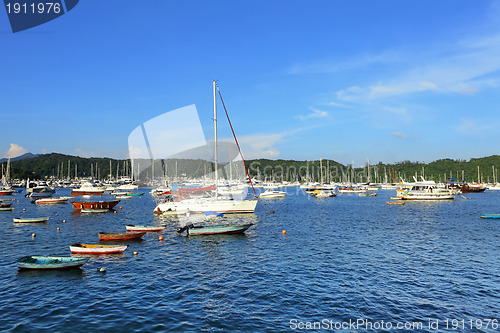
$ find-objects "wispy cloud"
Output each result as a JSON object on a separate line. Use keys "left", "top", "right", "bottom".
{"left": 296, "top": 107, "right": 329, "bottom": 121}
{"left": 455, "top": 118, "right": 491, "bottom": 135}
{"left": 75, "top": 148, "right": 97, "bottom": 158}
{"left": 3, "top": 143, "right": 28, "bottom": 158}
{"left": 391, "top": 132, "right": 408, "bottom": 139}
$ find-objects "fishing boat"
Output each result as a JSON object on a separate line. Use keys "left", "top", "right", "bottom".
{"left": 70, "top": 199, "right": 120, "bottom": 211}
{"left": 387, "top": 201, "right": 405, "bottom": 205}
{"left": 153, "top": 81, "right": 258, "bottom": 215}
{"left": 480, "top": 214, "right": 500, "bottom": 219}
{"left": 69, "top": 244, "right": 128, "bottom": 254}
{"left": 25, "top": 181, "right": 56, "bottom": 198}
{"left": 34, "top": 197, "right": 68, "bottom": 204}
{"left": 13, "top": 216, "right": 50, "bottom": 223}
{"left": 17, "top": 256, "right": 90, "bottom": 270}
{"left": 259, "top": 190, "right": 286, "bottom": 198}
{"left": 125, "top": 225, "right": 165, "bottom": 232}
{"left": 176, "top": 222, "right": 253, "bottom": 236}
{"left": 400, "top": 179, "right": 455, "bottom": 200}
{"left": 98, "top": 231, "right": 146, "bottom": 241}
{"left": 313, "top": 190, "right": 336, "bottom": 198}
{"left": 0, "top": 207, "right": 14, "bottom": 211}
{"left": 459, "top": 183, "right": 486, "bottom": 193}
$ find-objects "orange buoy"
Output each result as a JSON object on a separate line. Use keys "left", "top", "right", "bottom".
{"left": 133, "top": 251, "right": 138, "bottom": 255}
{"left": 159, "top": 235, "right": 164, "bottom": 241}
{"left": 56, "top": 213, "right": 59, "bottom": 216}
{"left": 57, "top": 227, "right": 60, "bottom": 231}
{"left": 120, "top": 206, "right": 122, "bottom": 210}
{"left": 114, "top": 211, "right": 117, "bottom": 214}
{"left": 31, "top": 233, "right": 36, "bottom": 238}
{"left": 62, "top": 220, "right": 66, "bottom": 223}
{"left": 282, "top": 230, "right": 286, "bottom": 235}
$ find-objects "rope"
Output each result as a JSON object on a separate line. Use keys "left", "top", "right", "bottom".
{"left": 216, "top": 84, "right": 274, "bottom": 214}
{"left": 216, "top": 84, "right": 256, "bottom": 198}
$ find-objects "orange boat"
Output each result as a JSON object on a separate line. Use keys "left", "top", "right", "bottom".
{"left": 70, "top": 199, "right": 120, "bottom": 211}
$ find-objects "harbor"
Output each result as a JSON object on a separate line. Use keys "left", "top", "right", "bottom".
{"left": 0, "top": 184, "right": 499, "bottom": 331}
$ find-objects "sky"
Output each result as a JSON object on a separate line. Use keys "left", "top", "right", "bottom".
{"left": 1, "top": 0, "right": 500, "bottom": 166}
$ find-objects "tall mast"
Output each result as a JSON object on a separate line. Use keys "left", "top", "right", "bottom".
{"left": 213, "top": 80, "right": 218, "bottom": 199}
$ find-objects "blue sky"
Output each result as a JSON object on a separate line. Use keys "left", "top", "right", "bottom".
{"left": 1, "top": 0, "right": 500, "bottom": 166}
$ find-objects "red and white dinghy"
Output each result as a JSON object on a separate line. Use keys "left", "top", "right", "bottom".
{"left": 69, "top": 244, "right": 128, "bottom": 254}
{"left": 125, "top": 225, "right": 165, "bottom": 232}
{"left": 34, "top": 197, "right": 68, "bottom": 204}
{"left": 70, "top": 199, "right": 120, "bottom": 211}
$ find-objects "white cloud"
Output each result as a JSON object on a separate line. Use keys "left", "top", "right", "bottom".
{"left": 296, "top": 108, "right": 329, "bottom": 121}
{"left": 237, "top": 133, "right": 286, "bottom": 159}
{"left": 75, "top": 148, "right": 97, "bottom": 158}
{"left": 4, "top": 143, "right": 28, "bottom": 158}
{"left": 456, "top": 118, "right": 490, "bottom": 135}
{"left": 391, "top": 132, "right": 408, "bottom": 139}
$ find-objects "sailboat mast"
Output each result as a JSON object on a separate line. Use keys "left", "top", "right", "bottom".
{"left": 213, "top": 80, "right": 218, "bottom": 199}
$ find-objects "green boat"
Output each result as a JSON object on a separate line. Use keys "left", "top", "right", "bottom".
{"left": 126, "top": 192, "right": 144, "bottom": 196}
{"left": 177, "top": 223, "right": 253, "bottom": 236}
{"left": 17, "top": 256, "right": 90, "bottom": 270}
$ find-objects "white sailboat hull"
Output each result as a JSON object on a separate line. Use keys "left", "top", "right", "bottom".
{"left": 155, "top": 198, "right": 258, "bottom": 215}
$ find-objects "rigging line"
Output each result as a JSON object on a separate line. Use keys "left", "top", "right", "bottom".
{"left": 216, "top": 84, "right": 257, "bottom": 198}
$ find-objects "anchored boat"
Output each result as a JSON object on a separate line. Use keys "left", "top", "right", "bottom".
{"left": 13, "top": 216, "right": 50, "bottom": 223}
{"left": 98, "top": 232, "right": 146, "bottom": 241}
{"left": 17, "top": 256, "right": 90, "bottom": 270}
{"left": 70, "top": 244, "right": 128, "bottom": 254}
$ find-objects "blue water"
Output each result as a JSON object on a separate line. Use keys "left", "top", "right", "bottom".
{"left": 0, "top": 188, "right": 499, "bottom": 332}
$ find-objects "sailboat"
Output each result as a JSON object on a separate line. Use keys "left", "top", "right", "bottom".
{"left": 0, "top": 158, "right": 14, "bottom": 195}
{"left": 154, "top": 81, "right": 258, "bottom": 215}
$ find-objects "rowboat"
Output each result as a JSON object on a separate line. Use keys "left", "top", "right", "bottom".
{"left": 177, "top": 223, "right": 253, "bottom": 236}
{"left": 359, "top": 192, "right": 377, "bottom": 197}
{"left": 17, "top": 256, "right": 90, "bottom": 270}
{"left": 34, "top": 197, "right": 68, "bottom": 204}
{"left": 115, "top": 195, "right": 132, "bottom": 199}
{"left": 125, "top": 225, "right": 165, "bottom": 232}
{"left": 386, "top": 201, "right": 405, "bottom": 205}
{"left": 0, "top": 202, "right": 12, "bottom": 207}
{"left": 81, "top": 209, "right": 109, "bottom": 213}
{"left": 13, "top": 216, "right": 50, "bottom": 223}
{"left": 70, "top": 199, "right": 120, "bottom": 211}
{"left": 480, "top": 214, "right": 500, "bottom": 219}
{"left": 69, "top": 244, "right": 128, "bottom": 254}
{"left": 0, "top": 207, "right": 14, "bottom": 211}
{"left": 98, "top": 232, "right": 146, "bottom": 241}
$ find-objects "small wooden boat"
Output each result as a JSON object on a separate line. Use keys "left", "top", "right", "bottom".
{"left": 98, "top": 231, "right": 146, "bottom": 241}
{"left": 177, "top": 223, "right": 253, "bottom": 236}
{"left": 13, "top": 216, "right": 50, "bottom": 223}
{"left": 390, "top": 196, "right": 402, "bottom": 200}
{"left": 70, "top": 244, "right": 128, "bottom": 254}
{"left": 125, "top": 225, "right": 165, "bottom": 232}
{"left": 0, "top": 207, "right": 14, "bottom": 211}
{"left": 386, "top": 201, "right": 405, "bottom": 205}
{"left": 70, "top": 199, "right": 120, "bottom": 211}
{"left": 34, "top": 197, "right": 68, "bottom": 204}
{"left": 0, "top": 202, "right": 12, "bottom": 208}
{"left": 480, "top": 214, "right": 500, "bottom": 219}
{"left": 81, "top": 209, "right": 109, "bottom": 213}
{"left": 17, "top": 256, "right": 90, "bottom": 270}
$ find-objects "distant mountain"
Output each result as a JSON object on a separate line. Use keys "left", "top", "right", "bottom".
{"left": 0, "top": 153, "right": 39, "bottom": 163}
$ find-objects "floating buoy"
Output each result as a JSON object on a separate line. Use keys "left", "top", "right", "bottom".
{"left": 62, "top": 220, "right": 66, "bottom": 223}
{"left": 57, "top": 227, "right": 60, "bottom": 231}
{"left": 114, "top": 211, "right": 117, "bottom": 214}
{"left": 133, "top": 251, "right": 138, "bottom": 255}
{"left": 56, "top": 213, "right": 59, "bottom": 216}
{"left": 159, "top": 235, "right": 163, "bottom": 241}
{"left": 120, "top": 206, "right": 122, "bottom": 210}
{"left": 282, "top": 230, "right": 286, "bottom": 235}
{"left": 31, "top": 233, "right": 36, "bottom": 238}
{"left": 99, "top": 267, "right": 106, "bottom": 273}
{"left": 22, "top": 208, "right": 25, "bottom": 211}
